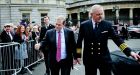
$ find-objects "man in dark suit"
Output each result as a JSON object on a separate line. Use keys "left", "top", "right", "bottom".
{"left": 35, "top": 16, "right": 79, "bottom": 75}
{"left": 0, "top": 24, "right": 14, "bottom": 43}
{"left": 39, "top": 16, "right": 55, "bottom": 75}
{"left": 39, "top": 16, "right": 55, "bottom": 42}
{"left": 0, "top": 23, "right": 14, "bottom": 75}
{"left": 76, "top": 4, "right": 140, "bottom": 75}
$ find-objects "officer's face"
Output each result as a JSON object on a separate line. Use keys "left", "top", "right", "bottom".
{"left": 5, "top": 26, "right": 11, "bottom": 32}
{"left": 44, "top": 17, "right": 50, "bottom": 25}
{"left": 91, "top": 8, "right": 104, "bottom": 23}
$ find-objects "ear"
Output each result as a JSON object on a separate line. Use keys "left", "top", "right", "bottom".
{"left": 89, "top": 13, "right": 93, "bottom": 18}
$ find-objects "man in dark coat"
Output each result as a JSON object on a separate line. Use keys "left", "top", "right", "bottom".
{"left": 39, "top": 16, "right": 55, "bottom": 42}
{"left": 39, "top": 16, "right": 55, "bottom": 75}
{"left": 76, "top": 4, "right": 140, "bottom": 75}
{"left": 35, "top": 16, "right": 79, "bottom": 75}
{"left": 0, "top": 23, "right": 15, "bottom": 75}
{"left": 0, "top": 24, "right": 14, "bottom": 43}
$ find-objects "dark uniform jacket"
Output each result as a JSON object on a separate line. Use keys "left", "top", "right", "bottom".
{"left": 39, "top": 24, "right": 55, "bottom": 42}
{"left": 40, "top": 28, "right": 77, "bottom": 68}
{"left": 76, "top": 19, "right": 132, "bottom": 65}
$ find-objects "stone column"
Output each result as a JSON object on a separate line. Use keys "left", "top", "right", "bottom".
{"left": 116, "top": 9, "right": 119, "bottom": 22}
{"left": 69, "top": 14, "right": 72, "bottom": 21}
{"left": 129, "top": 8, "right": 133, "bottom": 25}
{"left": 77, "top": 12, "right": 80, "bottom": 25}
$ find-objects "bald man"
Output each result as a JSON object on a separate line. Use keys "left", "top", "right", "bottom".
{"left": 76, "top": 4, "right": 140, "bottom": 75}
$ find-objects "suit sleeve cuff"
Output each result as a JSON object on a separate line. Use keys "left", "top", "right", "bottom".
{"left": 119, "top": 43, "right": 132, "bottom": 56}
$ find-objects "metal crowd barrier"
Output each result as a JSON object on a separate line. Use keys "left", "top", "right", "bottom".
{"left": 0, "top": 40, "right": 44, "bottom": 75}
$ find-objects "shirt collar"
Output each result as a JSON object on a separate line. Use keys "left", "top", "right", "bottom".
{"left": 57, "top": 28, "right": 64, "bottom": 33}
{"left": 6, "top": 31, "right": 10, "bottom": 34}
{"left": 45, "top": 24, "right": 49, "bottom": 27}
{"left": 91, "top": 19, "right": 96, "bottom": 25}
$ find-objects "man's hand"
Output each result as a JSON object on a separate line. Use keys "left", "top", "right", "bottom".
{"left": 34, "top": 43, "right": 41, "bottom": 50}
{"left": 73, "top": 58, "right": 81, "bottom": 65}
{"left": 130, "top": 51, "right": 140, "bottom": 61}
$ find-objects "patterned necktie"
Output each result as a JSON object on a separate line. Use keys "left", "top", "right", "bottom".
{"left": 56, "top": 31, "right": 61, "bottom": 62}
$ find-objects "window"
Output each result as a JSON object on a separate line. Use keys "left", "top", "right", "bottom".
{"left": 31, "top": 0, "right": 39, "bottom": 3}
{"left": 24, "top": 0, "right": 28, "bottom": 3}
{"left": 0, "top": 0, "right": 6, "bottom": 4}
{"left": 21, "top": 13, "right": 30, "bottom": 26}
{"left": 41, "top": 0, "right": 44, "bottom": 3}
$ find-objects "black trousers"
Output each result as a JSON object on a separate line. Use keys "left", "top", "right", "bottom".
{"left": 50, "top": 59, "right": 71, "bottom": 75}
{"left": 84, "top": 57, "right": 112, "bottom": 75}
{"left": 42, "top": 51, "right": 50, "bottom": 75}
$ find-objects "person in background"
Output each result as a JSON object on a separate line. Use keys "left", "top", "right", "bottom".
{"left": 39, "top": 16, "right": 55, "bottom": 42}
{"left": 76, "top": 4, "right": 140, "bottom": 75}
{"left": 25, "top": 26, "right": 32, "bottom": 40}
{"left": 70, "top": 24, "right": 80, "bottom": 42}
{"left": 13, "top": 25, "right": 29, "bottom": 74}
{"left": 0, "top": 23, "right": 15, "bottom": 75}
{"left": 39, "top": 16, "right": 55, "bottom": 75}
{"left": 32, "top": 25, "right": 40, "bottom": 43}
{"left": 35, "top": 16, "right": 80, "bottom": 75}
{"left": 120, "top": 26, "right": 128, "bottom": 40}
{"left": 32, "top": 25, "right": 43, "bottom": 60}
{"left": 0, "top": 23, "right": 14, "bottom": 43}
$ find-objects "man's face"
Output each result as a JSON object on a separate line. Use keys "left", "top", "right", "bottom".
{"left": 55, "top": 20, "right": 64, "bottom": 31}
{"left": 44, "top": 17, "right": 50, "bottom": 25}
{"left": 5, "top": 26, "right": 11, "bottom": 32}
{"left": 91, "top": 8, "right": 104, "bottom": 23}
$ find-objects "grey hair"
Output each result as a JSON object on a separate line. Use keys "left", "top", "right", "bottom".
{"left": 56, "top": 15, "right": 66, "bottom": 24}
{"left": 89, "top": 4, "right": 105, "bottom": 19}
{"left": 56, "top": 15, "right": 65, "bottom": 21}
{"left": 90, "top": 4, "right": 104, "bottom": 14}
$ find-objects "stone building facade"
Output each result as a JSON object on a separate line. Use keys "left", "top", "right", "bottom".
{"left": 66, "top": 0, "right": 140, "bottom": 26}
{"left": 0, "top": 0, "right": 66, "bottom": 31}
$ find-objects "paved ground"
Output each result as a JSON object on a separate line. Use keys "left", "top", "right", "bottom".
{"left": 21, "top": 39, "right": 140, "bottom": 75}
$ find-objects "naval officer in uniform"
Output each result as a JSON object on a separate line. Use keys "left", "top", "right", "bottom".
{"left": 76, "top": 4, "right": 140, "bottom": 75}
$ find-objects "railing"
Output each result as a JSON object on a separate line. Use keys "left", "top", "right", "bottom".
{"left": 0, "top": 40, "right": 43, "bottom": 75}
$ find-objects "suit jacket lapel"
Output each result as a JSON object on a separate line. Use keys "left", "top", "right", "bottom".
{"left": 63, "top": 28, "right": 68, "bottom": 48}
{"left": 96, "top": 22, "right": 101, "bottom": 34}
{"left": 88, "top": 19, "right": 96, "bottom": 39}
{"left": 87, "top": 20, "right": 94, "bottom": 33}
{"left": 52, "top": 29, "right": 56, "bottom": 50}
{"left": 4, "top": 31, "right": 12, "bottom": 41}
{"left": 96, "top": 21, "right": 103, "bottom": 37}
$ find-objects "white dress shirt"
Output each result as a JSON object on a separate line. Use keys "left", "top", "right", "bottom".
{"left": 7, "top": 32, "right": 13, "bottom": 40}
{"left": 92, "top": 19, "right": 98, "bottom": 29}
{"left": 56, "top": 28, "right": 66, "bottom": 59}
